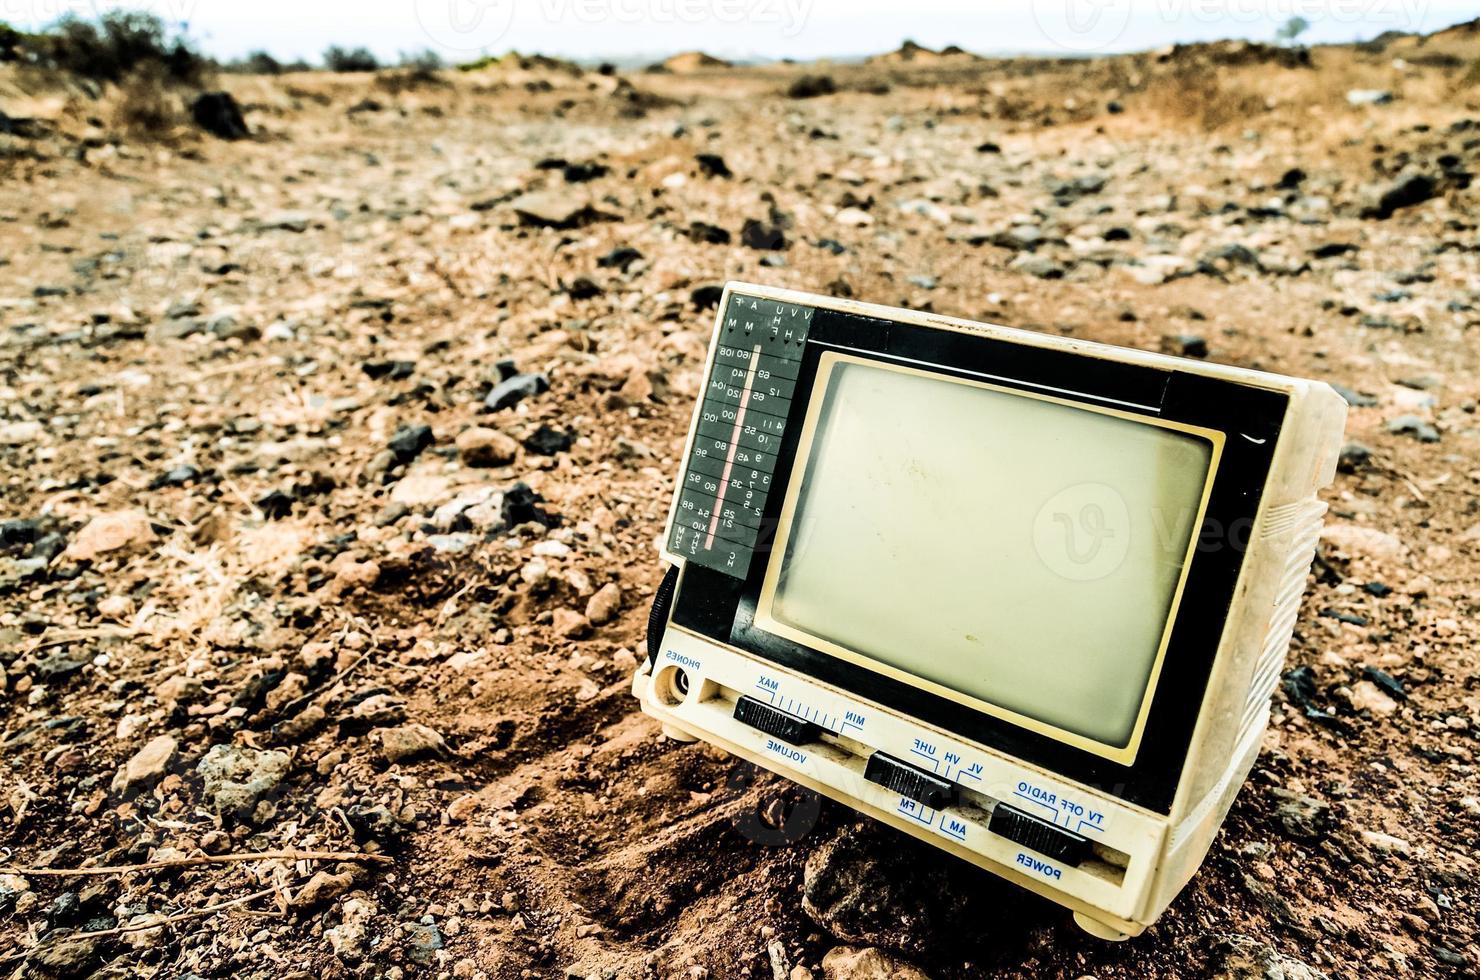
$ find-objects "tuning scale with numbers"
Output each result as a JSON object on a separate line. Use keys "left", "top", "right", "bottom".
{"left": 668, "top": 296, "right": 814, "bottom": 576}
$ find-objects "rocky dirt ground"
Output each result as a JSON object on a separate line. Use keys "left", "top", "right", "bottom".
{"left": 2, "top": 22, "right": 1479, "bottom": 980}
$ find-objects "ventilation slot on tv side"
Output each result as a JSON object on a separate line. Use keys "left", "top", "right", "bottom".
{"left": 1238, "top": 498, "right": 1328, "bottom": 741}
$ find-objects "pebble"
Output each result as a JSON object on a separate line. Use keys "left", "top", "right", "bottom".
{"left": 25, "top": 932, "right": 100, "bottom": 978}
{"left": 1349, "top": 680, "right": 1398, "bottom": 716}
{"left": 388, "top": 424, "right": 435, "bottom": 464}
{"left": 1386, "top": 414, "right": 1439, "bottom": 442}
{"left": 741, "top": 218, "right": 788, "bottom": 250}
{"left": 486, "top": 372, "right": 550, "bottom": 411}
{"left": 1361, "top": 171, "right": 1436, "bottom": 219}
{"left": 196, "top": 744, "right": 291, "bottom": 818}
{"left": 374, "top": 723, "right": 449, "bottom": 763}
{"left": 62, "top": 511, "right": 156, "bottom": 562}
{"left": 1008, "top": 254, "right": 1065, "bottom": 279}
{"left": 403, "top": 921, "right": 444, "bottom": 965}
{"left": 1164, "top": 334, "right": 1209, "bottom": 358}
{"left": 820, "top": 946, "right": 931, "bottom": 980}
{"left": 585, "top": 582, "right": 622, "bottom": 625}
{"left": 457, "top": 426, "right": 519, "bottom": 467}
{"left": 523, "top": 424, "right": 573, "bottom": 456}
{"left": 1268, "top": 788, "right": 1333, "bottom": 842}
{"left": 552, "top": 608, "right": 589, "bottom": 638}
{"left": 0, "top": 419, "right": 42, "bottom": 445}
{"left": 110, "top": 734, "right": 178, "bottom": 795}
{"left": 1212, "top": 935, "right": 1329, "bottom": 979}
{"left": 510, "top": 191, "right": 617, "bottom": 229}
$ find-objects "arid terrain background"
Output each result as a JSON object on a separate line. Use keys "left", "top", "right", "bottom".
{"left": 2, "top": 18, "right": 1479, "bottom": 980}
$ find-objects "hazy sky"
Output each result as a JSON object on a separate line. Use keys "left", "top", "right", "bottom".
{"left": 7, "top": 0, "right": 1475, "bottom": 63}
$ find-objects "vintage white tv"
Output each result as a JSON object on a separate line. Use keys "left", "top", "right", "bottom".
{"left": 633, "top": 284, "right": 1346, "bottom": 939}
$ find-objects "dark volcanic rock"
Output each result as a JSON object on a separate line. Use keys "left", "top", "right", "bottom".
{"left": 191, "top": 92, "right": 250, "bottom": 140}
{"left": 689, "top": 221, "right": 732, "bottom": 245}
{"left": 695, "top": 153, "right": 733, "bottom": 178}
{"left": 1361, "top": 171, "right": 1436, "bottom": 219}
{"left": 597, "top": 246, "right": 643, "bottom": 271}
{"left": 388, "top": 424, "right": 435, "bottom": 464}
{"left": 522, "top": 425, "right": 573, "bottom": 456}
{"left": 741, "top": 218, "right": 788, "bottom": 250}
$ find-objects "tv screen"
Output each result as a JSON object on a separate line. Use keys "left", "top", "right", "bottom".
{"left": 760, "top": 355, "right": 1220, "bottom": 758}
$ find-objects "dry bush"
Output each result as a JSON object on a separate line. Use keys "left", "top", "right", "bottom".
{"left": 111, "top": 67, "right": 185, "bottom": 140}
{"left": 1141, "top": 65, "right": 1269, "bottom": 131}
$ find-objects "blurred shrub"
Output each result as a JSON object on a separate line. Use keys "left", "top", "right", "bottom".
{"left": 38, "top": 11, "right": 207, "bottom": 85}
{"left": 323, "top": 45, "right": 380, "bottom": 72}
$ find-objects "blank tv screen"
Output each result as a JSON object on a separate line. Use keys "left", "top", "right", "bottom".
{"left": 763, "top": 356, "right": 1217, "bottom": 754}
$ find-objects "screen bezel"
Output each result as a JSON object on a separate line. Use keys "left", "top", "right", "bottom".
{"left": 752, "top": 351, "right": 1226, "bottom": 767}
{"left": 668, "top": 296, "right": 1288, "bottom": 814}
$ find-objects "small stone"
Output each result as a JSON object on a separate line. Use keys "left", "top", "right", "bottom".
{"left": 62, "top": 511, "right": 156, "bottom": 562}
{"left": 196, "top": 744, "right": 291, "bottom": 818}
{"left": 1164, "top": 334, "right": 1209, "bottom": 358}
{"left": 447, "top": 794, "right": 481, "bottom": 823}
{"left": 1330, "top": 384, "right": 1377, "bottom": 407}
{"left": 906, "top": 275, "right": 938, "bottom": 290}
{"left": 291, "top": 869, "right": 355, "bottom": 911}
{"left": 1386, "top": 414, "right": 1439, "bottom": 443}
{"left": 1361, "top": 171, "right": 1436, "bottom": 219}
{"left": 1268, "top": 788, "right": 1333, "bottom": 842}
{"left": 485, "top": 373, "right": 550, "bottom": 411}
{"left": 691, "top": 284, "right": 725, "bottom": 309}
{"left": 374, "top": 723, "right": 448, "bottom": 764}
{"left": 510, "top": 191, "right": 618, "bottom": 229}
{"left": 388, "top": 424, "right": 435, "bottom": 464}
{"left": 25, "top": 932, "right": 100, "bottom": 978}
{"left": 1361, "top": 666, "right": 1405, "bottom": 700}
{"left": 553, "top": 608, "right": 589, "bottom": 639}
{"left": 191, "top": 91, "right": 249, "bottom": 139}
{"left": 1212, "top": 935, "right": 1329, "bottom": 980}
{"left": 597, "top": 246, "right": 644, "bottom": 271}
{"left": 689, "top": 221, "right": 732, "bottom": 244}
{"left": 0, "top": 419, "right": 42, "bottom": 445}
{"left": 1346, "top": 88, "right": 1393, "bottom": 106}
{"left": 1359, "top": 829, "right": 1412, "bottom": 856}
{"left": 1337, "top": 442, "right": 1373, "bottom": 473}
{"left": 1349, "top": 680, "right": 1398, "bottom": 717}
{"left": 523, "top": 424, "right": 573, "bottom": 456}
{"left": 457, "top": 427, "right": 519, "bottom": 467}
{"left": 741, "top": 219, "right": 788, "bottom": 250}
{"left": 566, "top": 276, "right": 603, "bottom": 300}
{"left": 696, "top": 153, "right": 732, "bottom": 178}
{"left": 1009, "top": 253, "right": 1065, "bottom": 279}
{"left": 330, "top": 553, "right": 381, "bottom": 594}
{"left": 111, "top": 734, "right": 178, "bottom": 796}
{"left": 585, "top": 582, "right": 622, "bottom": 625}
{"left": 403, "top": 922, "right": 444, "bottom": 965}
{"left": 1321, "top": 524, "right": 1404, "bottom": 561}
{"left": 820, "top": 946, "right": 931, "bottom": 980}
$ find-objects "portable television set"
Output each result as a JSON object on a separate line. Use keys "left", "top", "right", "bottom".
{"left": 633, "top": 283, "right": 1347, "bottom": 939}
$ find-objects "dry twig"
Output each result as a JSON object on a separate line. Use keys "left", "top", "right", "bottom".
{"left": 0, "top": 848, "right": 392, "bottom": 877}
